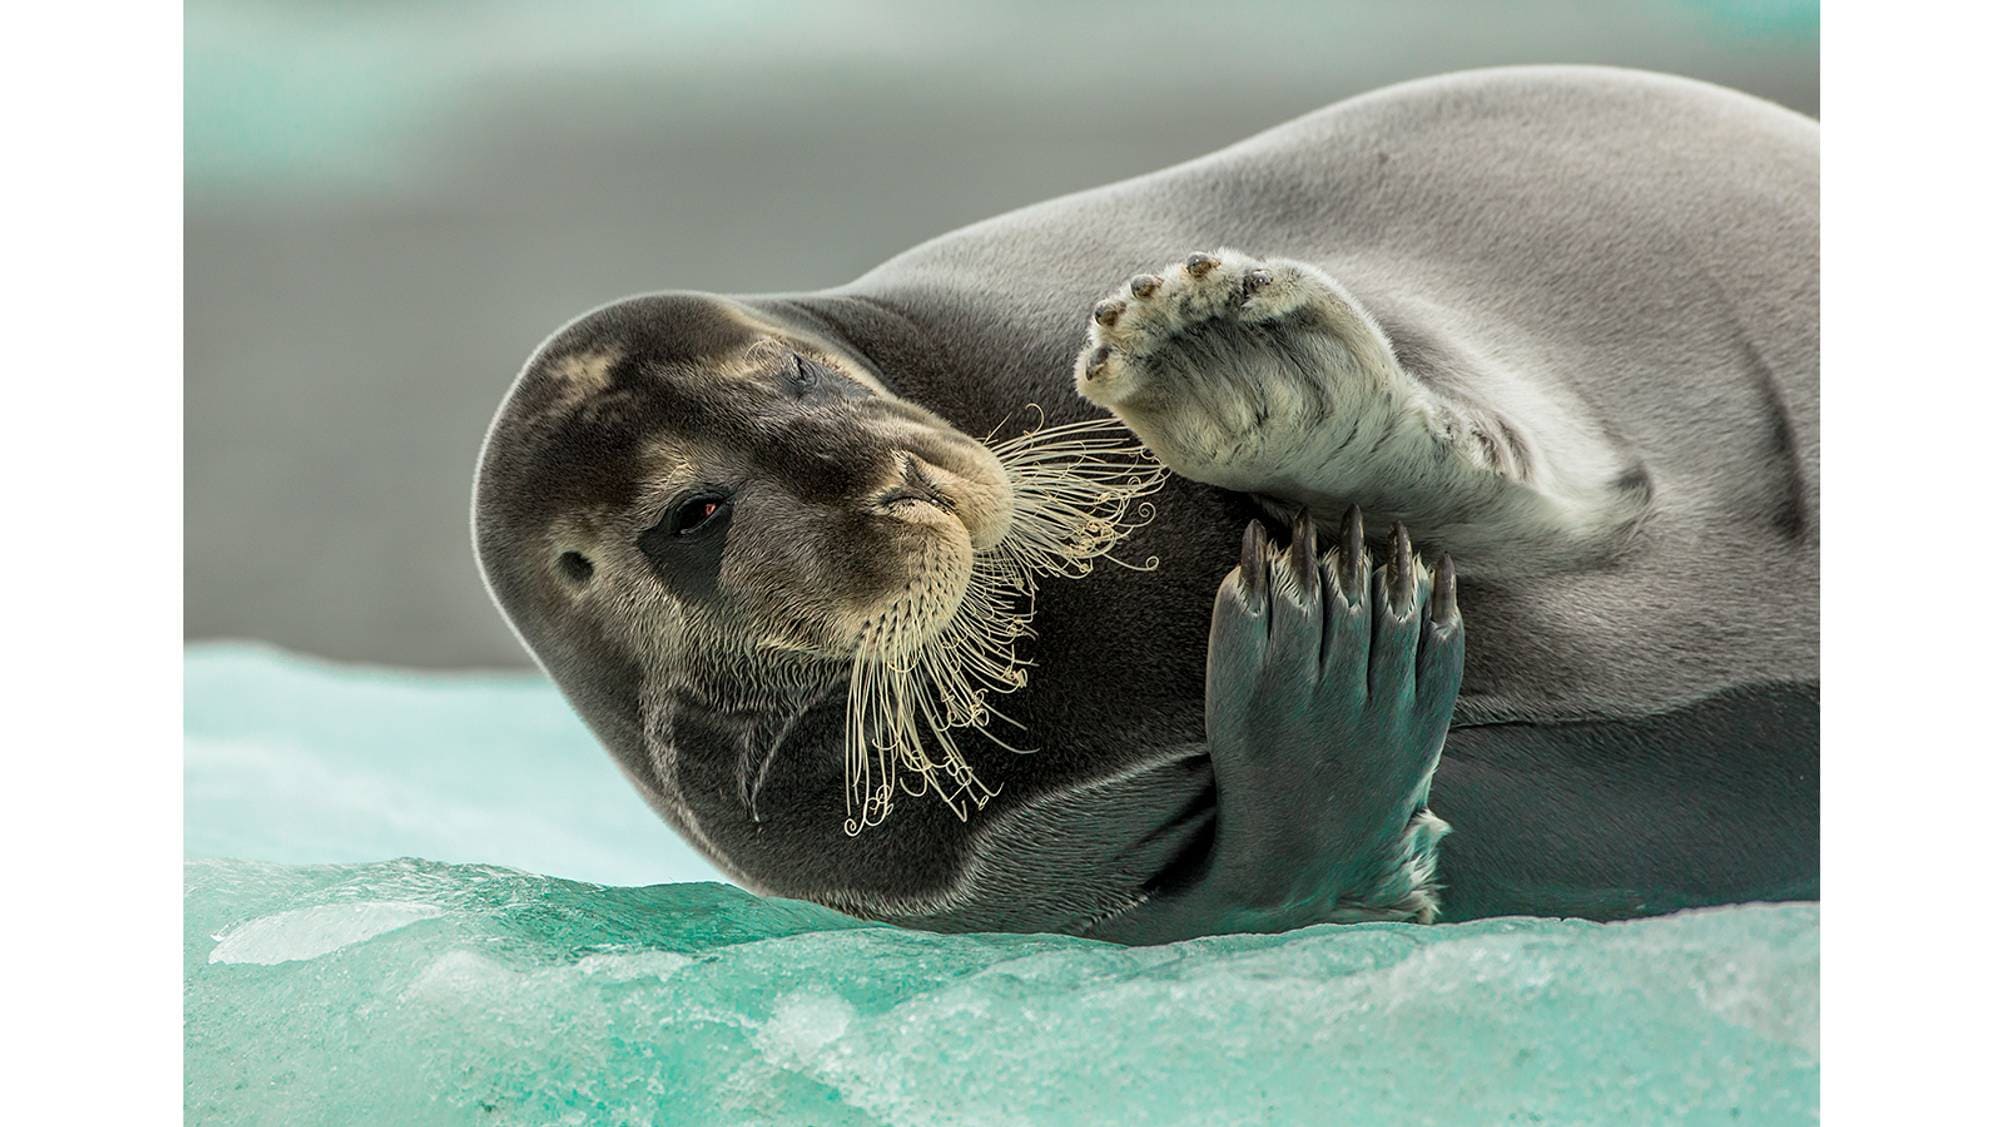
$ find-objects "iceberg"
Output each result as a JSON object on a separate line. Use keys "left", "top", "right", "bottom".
{"left": 185, "top": 644, "right": 1818, "bottom": 1123}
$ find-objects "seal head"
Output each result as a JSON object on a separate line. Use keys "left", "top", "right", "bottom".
{"left": 476, "top": 293, "right": 1015, "bottom": 688}
{"left": 475, "top": 291, "right": 1166, "bottom": 838}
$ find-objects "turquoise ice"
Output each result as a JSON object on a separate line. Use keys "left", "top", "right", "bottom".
{"left": 185, "top": 645, "right": 1819, "bottom": 1123}
{"left": 186, "top": 643, "right": 722, "bottom": 886}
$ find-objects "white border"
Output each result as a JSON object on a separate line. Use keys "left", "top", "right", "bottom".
{"left": 13, "top": 1, "right": 2000, "bottom": 1120}
{"left": 1, "top": 3, "right": 183, "bottom": 1120}
{"left": 1822, "top": 2, "right": 1996, "bottom": 1121}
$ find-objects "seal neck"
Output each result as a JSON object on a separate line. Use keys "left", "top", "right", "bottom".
{"left": 656, "top": 643, "right": 847, "bottom": 719}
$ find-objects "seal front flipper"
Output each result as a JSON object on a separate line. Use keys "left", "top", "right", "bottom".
{"left": 1073, "top": 249, "right": 1647, "bottom": 576}
{"left": 1089, "top": 508, "right": 1462, "bottom": 943}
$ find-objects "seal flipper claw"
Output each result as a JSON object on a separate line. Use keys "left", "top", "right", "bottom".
{"left": 1284, "top": 510, "right": 1318, "bottom": 594}
{"left": 1340, "top": 504, "right": 1367, "bottom": 606}
{"left": 1240, "top": 268, "right": 1274, "bottom": 304}
{"left": 1083, "top": 345, "right": 1114, "bottom": 380}
{"left": 1417, "top": 552, "right": 1464, "bottom": 702}
{"left": 1388, "top": 522, "right": 1416, "bottom": 616}
{"left": 1412, "top": 553, "right": 1464, "bottom": 818}
{"left": 1430, "top": 554, "right": 1458, "bottom": 628}
{"left": 1239, "top": 520, "right": 1270, "bottom": 606}
{"left": 1369, "top": 529, "right": 1423, "bottom": 705}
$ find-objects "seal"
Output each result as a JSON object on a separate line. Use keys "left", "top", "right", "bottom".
{"left": 474, "top": 66, "right": 1818, "bottom": 941}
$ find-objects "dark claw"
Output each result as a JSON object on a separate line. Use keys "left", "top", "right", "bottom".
{"left": 1240, "top": 268, "right": 1273, "bottom": 302}
{"left": 1185, "top": 252, "right": 1220, "bottom": 278}
{"left": 1084, "top": 345, "right": 1114, "bottom": 379}
{"left": 1130, "top": 274, "right": 1163, "bottom": 299}
{"left": 1430, "top": 554, "right": 1458, "bottom": 627}
{"left": 1340, "top": 504, "right": 1367, "bottom": 602}
{"left": 1389, "top": 523, "right": 1415, "bottom": 614}
{"left": 1240, "top": 520, "right": 1270, "bottom": 603}
{"left": 1092, "top": 298, "right": 1124, "bottom": 327}
{"left": 1285, "top": 510, "right": 1317, "bottom": 592}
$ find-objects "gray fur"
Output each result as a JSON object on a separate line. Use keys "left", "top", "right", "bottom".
{"left": 847, "top": 65, "right": 1817, "bottom": 727}
{"left": 474, "top": 67, "right": 1818, "bottom": 938}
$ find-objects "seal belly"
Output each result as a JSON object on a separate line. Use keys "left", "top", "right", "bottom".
{"left": 1427, "top": 680, "right": 1820, "bottom": 921}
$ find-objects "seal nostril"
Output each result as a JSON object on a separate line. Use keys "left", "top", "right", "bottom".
{"left": 557, "top": 551, "right": 595, "bottom": 585}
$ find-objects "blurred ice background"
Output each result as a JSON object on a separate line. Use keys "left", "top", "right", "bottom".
{"left": 184, "top": 643, "right": 720, "bottom": 883}
{"left": 185, "top": 0, "right": 1818, "bottom": 670}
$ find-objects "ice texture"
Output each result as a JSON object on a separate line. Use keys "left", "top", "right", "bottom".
{"left": 185, "top": 645, "right": 1818, "bottom": 1123}
{"left": 187, "top": 859, "right": 1817, "bottom": 1124}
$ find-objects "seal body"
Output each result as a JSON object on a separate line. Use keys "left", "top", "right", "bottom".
{"left": 475, "top": 66, "right": 1817, "bottom": 935}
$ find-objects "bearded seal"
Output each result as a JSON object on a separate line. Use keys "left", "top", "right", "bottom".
{"left": 473, "top": 66, "right": 1818, "bottom": 942}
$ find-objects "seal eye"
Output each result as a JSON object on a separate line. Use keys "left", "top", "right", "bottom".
{"left": 789, "top": 353, "right": 822, "bottom": 394}
{"left": 637, "top": 488, "right": 733, "bottom": 592}
{"left": 665, "top": 493, "right": 729, "bottom": 537}
{"left": 556, "top": 551, "right": 594, "bottom": 584}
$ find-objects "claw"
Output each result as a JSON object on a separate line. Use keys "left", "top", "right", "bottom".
{"left": 1430, "top": 554, "right": 1458, "bottom": 628}
{"left": 1389, "top": 522, "right": 1415, "bottom": 615}
{"left": 1092, "top": 298, "right": 1124, "bottom": 327}
{"left": 1130, "top": 274, "right": 1163, "bottom": 299}
{"left": 1184, "top": 252, "right": 1220, "bottom": 278}
{"left": 1240, "top": 520, "right": 1270, "bottom": 603}
{"left": 1083, "top": 345, "right": 1114, "bottom": 380}
{"left": 1340, "top": 504, "right": 1367, "bottom": 603}
{"left": 1241, "top": 268, "right": 1273, "bottom": 303}
{"left": 1285, "top": 510, "right": 1317, "bottom": 594}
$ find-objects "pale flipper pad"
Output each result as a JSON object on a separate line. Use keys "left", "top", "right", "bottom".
{"left": 1076, "top": 249, "right": 1641, "bottom": 576}
{"left": 1075, "top": 250, "right": 1419, "bottom": 492}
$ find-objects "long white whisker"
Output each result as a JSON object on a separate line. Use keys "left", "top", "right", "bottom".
{"left": 839, "top": 410, "right": 1167, "bottom": 835}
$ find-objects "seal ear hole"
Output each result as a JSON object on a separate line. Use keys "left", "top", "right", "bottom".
{"left": 556, "top": 551, "right": 595, "bottom": 585}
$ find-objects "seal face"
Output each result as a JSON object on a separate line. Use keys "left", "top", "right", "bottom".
{"left": 480, "top": 294, "right": 1015, "bottom": 674}
{"left": 477, "top": 291, "right": 1165, "bottom": 837}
